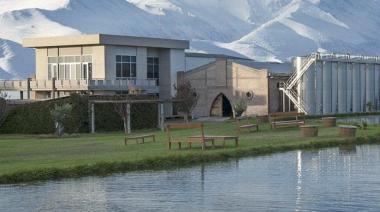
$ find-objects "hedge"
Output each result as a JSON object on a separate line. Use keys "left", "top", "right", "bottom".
{"left": 0, "top": 94, "right": 158, "bottom": 134}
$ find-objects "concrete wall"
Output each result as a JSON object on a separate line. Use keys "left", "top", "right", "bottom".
{"left": 182, "top": 59, "right": 270, "bottom": 117}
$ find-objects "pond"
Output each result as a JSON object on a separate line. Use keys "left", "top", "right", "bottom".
{"left": 1, "top": 145, "right": 380, "bottom": 211}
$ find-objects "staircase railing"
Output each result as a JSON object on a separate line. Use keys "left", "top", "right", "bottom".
{"left": 286, "top": 53, "right": 317, "bottom": 90}
{"left": 280, "top": 53, "right": 317, "bottom": 114}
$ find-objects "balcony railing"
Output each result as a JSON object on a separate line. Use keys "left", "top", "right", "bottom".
{"left": 0, "top": 78, "right": 159, "bottom": 92}
{"left": 89, "top": 78, "right": 158, "bottom": 90}
{"left": 0, "top": 80, "right": 29, "bottom": 90}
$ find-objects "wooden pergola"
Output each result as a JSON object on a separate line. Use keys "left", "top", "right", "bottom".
{"left": 88, "top": 98, "right": 176, "bottom": 134}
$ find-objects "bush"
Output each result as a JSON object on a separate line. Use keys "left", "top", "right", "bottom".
{"left": 0, "top": 94, "right": 158, "bottom": 134}
{"left": 233, "top": 99, "right": 247, "bottom": 117}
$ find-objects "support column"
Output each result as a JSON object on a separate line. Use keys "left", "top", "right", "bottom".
{"left": 282, "top": 90, "right": 286, "bottom": 112}
{"left": 157, "top": 103, "right": 165, "bottom": 131}
{"left": 160, "top": 103, "right": 165, "bottom": 131}
{"left": 90, "top": 103, "right": 95, "bottom": 134}
{"left": 52, "top": 77, "right": 56, "bottom": 99}
{"left": 127, "top": 103, "right": 131, "bottom": 134}
{"left": 27, "top": 78, "right": 31, "bottom": 100}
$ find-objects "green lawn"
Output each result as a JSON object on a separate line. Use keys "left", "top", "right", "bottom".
{"left": 0, "top": 119, "right": 379, "bottom": 183}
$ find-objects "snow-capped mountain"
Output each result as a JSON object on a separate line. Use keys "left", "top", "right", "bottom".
{"left": 1, "top": 0, "right": 380, "bottom": 79}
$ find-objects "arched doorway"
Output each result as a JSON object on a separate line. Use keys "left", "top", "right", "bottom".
{"left": 210, "top": 93, "right": 233, "bottom": 117}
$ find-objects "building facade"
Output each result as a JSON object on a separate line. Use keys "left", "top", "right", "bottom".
{"left": 180, "top": 55, "right": 292, "bottom": 118}
{"left": 0, "top": 34, "right": 189, "bottom": 115}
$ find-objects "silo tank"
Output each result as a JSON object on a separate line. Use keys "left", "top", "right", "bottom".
{"left": 331, "top": 62, "right": 338, "bottom": 113}
{"left": 338, "top": 62, "right": 347, "bottom": 113}
{"left": 360, "top": 64, "right": 366, "bottom": 112}
{"left": 315, "top": 61, "right": 323, "bottom": 115}
{"left": 322, "top": 61, "right": 332, "bottom": 114}
{"left": 352, "top": 63, "right": 361, "bottom": 113}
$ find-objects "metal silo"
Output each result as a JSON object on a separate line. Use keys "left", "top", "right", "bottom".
{"left": 346, "top": 63, "right": 353, "bottom": 113}
{"left": 331, "top": 62, "right": 339, "bottom": 113}
{"left": 352, "top": 63, "right": 361, "bottom": 113}
{"left": 304, "top": 63, "right": 316, "bottom": 114}
{"left": 375, "top": 65, "right": 380, "bottom": 110}
{"left": 366, "top": 64, "right": 375, "bottom": 110}
{"left": 360, "top": 64, "right": 366, "bottom": 111}
{"left": 338, "top": 62, "right": 347, "bottom": 113}
{"left": 315, "top": 61, "right": 323, "bottom": 115}
{"left": 323, "top": 61, "right": 332, "bottom": 114}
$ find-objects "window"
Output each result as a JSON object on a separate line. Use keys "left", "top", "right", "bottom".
{"left": 116, "top": 55, "right": 137, "bottom": 79}
{"left": 47, "top": 55, "right": 91, "bottom": 80}
{"left": 147, "top": 57, "right": 159, "bottom": 79}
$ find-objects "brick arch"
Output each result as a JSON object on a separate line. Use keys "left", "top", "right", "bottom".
{"left": 209, "top": 93, "right": 233, "bottom": 117}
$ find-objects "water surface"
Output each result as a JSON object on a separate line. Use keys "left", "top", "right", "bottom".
{"left": 1, "top": 145, "right": 380, "bottom": 211}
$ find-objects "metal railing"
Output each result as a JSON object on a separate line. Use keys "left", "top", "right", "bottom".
{"left": 89, "top": 78, "right": 158, "bottom": 90}
{"left": 0, "top": 80, "right": 29, "bottom": 90}
{"left": 0, "top": 78, "right": 159, "bottom": 92}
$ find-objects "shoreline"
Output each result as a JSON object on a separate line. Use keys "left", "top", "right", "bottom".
{"left": 1, "top": 133, "right": 379, "bottom": 184}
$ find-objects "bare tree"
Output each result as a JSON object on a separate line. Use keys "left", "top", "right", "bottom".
{"left": 174, "top": 80, "right": 198, "bottom": 122}
{"left": 114, "top": 103, "right": 130, "bottom": 134}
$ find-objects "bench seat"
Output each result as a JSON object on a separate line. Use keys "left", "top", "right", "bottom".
{"left": 269, "top": 112, "right": 305, "bottom": 129}
{"left": 125, "top": 134, "right": 155, "bottom": 145}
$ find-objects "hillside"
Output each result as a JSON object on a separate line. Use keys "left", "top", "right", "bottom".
{"left": 1, "top": 0, "right": 380, "bottom": 79}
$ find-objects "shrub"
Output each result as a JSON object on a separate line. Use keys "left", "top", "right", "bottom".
{"left": 51, "top": 103, "right": 72, "bottom": 137}
{"left": 0, "top": 94, "right": 158, "bottom": 134}
{"left": 233, "top": 99, "right": 247, "bottom": 118}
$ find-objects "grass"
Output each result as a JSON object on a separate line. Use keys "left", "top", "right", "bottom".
{"left": 1, "top": 119, "right": 380, "bottom": 184}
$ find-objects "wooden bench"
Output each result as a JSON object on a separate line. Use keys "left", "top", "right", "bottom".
{"left": 188, "top": 135, "right": 239, "bottom": 148}
{"left": 166, "top": 123, "right": 206, "bottom": 150}
{"left": 235, "top": 116, "right": 259, "bottom": 134}
{"left": 124, "top": 134, "right": 155, "bottom": 145}
{"left": 166, "top": 123, "right": 238, "bottom": 150}
{"left": 269, "top": 112, "right": 305, "bottom": 129}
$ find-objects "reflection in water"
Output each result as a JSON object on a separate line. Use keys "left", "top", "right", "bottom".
{"left": 339, "top": 145, "right": 357, "bottom": 155}
{"left": 1, "top": 145, "right": 380, "bottom": 211}
{"left": 295, "top": 150, "right": 303, "bottom": 212}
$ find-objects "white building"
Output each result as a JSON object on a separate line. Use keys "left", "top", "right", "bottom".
{"left": 0, "top": 34, "right": 189, "bottom": 115}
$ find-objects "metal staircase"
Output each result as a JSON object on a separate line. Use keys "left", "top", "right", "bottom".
{"left": 280, "top": 53, "right": 317, "bottom": 114}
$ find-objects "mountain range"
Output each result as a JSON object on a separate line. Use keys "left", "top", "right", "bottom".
{"left": 1, "top": 0, "right": 380, "bottom": 79}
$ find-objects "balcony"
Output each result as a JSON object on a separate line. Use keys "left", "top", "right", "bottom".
{"left": 89, "top": 79, "right": 158, "bottom": 92}
{"left": 0, "top": 80, "right": 29, "bottom": 91}
{"left": 0, "top": 78, "right": 159, "bottom": 93}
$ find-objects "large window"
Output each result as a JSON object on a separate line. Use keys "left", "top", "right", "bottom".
{"left": 116, "top": 55, "right": 136, "bottom": 79}
{"left": 48, "top": 55, "right": 92, "bottom": 80}
{"left": 147, "top": 57, "right": 159, "bottom": 79}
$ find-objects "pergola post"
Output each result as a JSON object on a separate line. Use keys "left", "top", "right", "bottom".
{"left": 282, "top": 90, "right": 286, "bottom": 112}
{"left": 159, "top": 103, "right": 165, "bottom": 131}
{"left": 90, "top": 102, "right": 95, "bottom": 133}
{"left": 127, "top": 103, "right": 131, "bottom": 134}
{"left": 27, "top": 78, "right": 31, "bottom": 100}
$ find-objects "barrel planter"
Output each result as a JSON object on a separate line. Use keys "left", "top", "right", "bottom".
{"left": 322, "top": 117, "right": 336, "bottom": 127}
{"left": 300, "top": 125, "right": 319, "bottom": 138}
{"left": 339, "top": 125, "right": 357, "bottom": 137}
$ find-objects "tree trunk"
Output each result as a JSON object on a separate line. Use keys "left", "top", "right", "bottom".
{"left": 184, "top": 112, "right": 189, "bottom": 123}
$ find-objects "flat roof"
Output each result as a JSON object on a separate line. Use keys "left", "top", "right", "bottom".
{"left": 185, "top": 52, "right": 251, "bottom": 60}
{"left": 23, "top": 34, "right": 190, "bottom": 49}
{"left": 234, "top": 60, "right": 293, "bottom": 74}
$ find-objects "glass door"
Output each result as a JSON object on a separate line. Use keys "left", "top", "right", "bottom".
{"left": 82, "top": 63, "right": 93, "bottom": 81}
